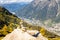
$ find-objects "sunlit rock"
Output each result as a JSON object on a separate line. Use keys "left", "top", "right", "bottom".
{"left": 2, "top": 28, "right": 48, "bottom": 40}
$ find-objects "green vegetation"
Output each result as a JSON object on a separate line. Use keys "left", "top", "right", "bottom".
{"left": 0, "top": 6, "right": 21, "bottom": 40}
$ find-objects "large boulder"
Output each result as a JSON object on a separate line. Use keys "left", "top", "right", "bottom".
{"left": 2, "top": 28, "right": 48, "bottom": 40}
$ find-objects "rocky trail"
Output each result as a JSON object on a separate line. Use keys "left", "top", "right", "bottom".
{"left": 2, "top": 28, "right": 48, "bottom": 40}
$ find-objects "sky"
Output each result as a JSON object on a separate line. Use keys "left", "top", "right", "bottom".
{"left": 0, "top": 0, "right": 33, "bottom": 4}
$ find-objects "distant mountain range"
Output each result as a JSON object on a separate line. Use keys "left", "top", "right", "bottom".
{"left": 0, "top": 2, "right": 28, "bottom": 12}
{"left": 15, "top": 0, "right": 60, "bottom": 23}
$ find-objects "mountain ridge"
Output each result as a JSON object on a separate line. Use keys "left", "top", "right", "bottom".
{"left": 16, "top": 0, "right": 58, "bottom": 21}
{"left": 0, "top": 2, "right": 28, "bottom": 12}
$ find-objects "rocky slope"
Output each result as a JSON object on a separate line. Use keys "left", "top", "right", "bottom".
{"left": 16, "top": 0, "right": 58, "bottom": 20}
{"left": 15, "top": 0, "right": 60, "bottom": 26}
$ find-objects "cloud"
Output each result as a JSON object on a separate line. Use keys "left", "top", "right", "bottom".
{"left": 0, "top": 0, "right": 33, "bottom": 4}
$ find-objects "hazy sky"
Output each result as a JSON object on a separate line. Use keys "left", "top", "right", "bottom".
{"left": 0, "top": 0, "right": 33, "bottom": 4}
